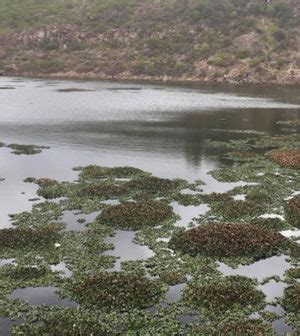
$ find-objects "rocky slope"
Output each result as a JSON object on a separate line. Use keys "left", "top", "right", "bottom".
{"left": 0, "top": 0, "right": 299, "bottom": 84}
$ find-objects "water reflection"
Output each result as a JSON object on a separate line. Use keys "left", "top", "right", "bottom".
{"left": 10, "top": 287, "right": 77, "bottom": 307}
{"left": 104, "top": 230, "right": 154, "bottom": 270}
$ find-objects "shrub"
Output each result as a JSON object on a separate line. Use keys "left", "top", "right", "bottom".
{"left": 236, "top": 48, "right": 250, "bottom": 59}
{"left": 169, "top": 223, "right": 286, "bottom": 259}
{"left": 209, "top": 52, "right": 234, "bottom": 67}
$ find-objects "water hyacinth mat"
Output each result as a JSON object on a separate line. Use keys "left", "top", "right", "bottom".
{"left": 0, "top": 126, "right": 299, "bottom": 335}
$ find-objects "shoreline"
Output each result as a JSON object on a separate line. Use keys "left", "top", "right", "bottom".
{"left": 3, "top": 72, "right": 300, "bottom": 88}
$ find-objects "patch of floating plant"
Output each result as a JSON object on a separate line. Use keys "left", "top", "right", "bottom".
{"left": 169, "top": 223, "right": 288, "bottom": 265}
{"left": 186, "top": 318, "right": 274, "bottom": 335}
{"left": 284, "top": 267, "right": 300, "bottom": 283}
{"left": 0, "top": 224, "right": 63, "bottom": 259}
{"left": 0, "top": 86, "right": 15, "bottom": 89}
{"left": 9, "top": 201, "right": 63, "bottom": 229}
{"left": 267, "top": 149, "right": 300, "bottom": 169}
{"left": 68, "top": 272, "right": 166, "bottom": 311}
{"left": 0, "top": 134, "right": 297, "bottom": 335}
{"left": 276, "top": 119, "right": 300, "bottom": 134}
{"left": 285, "top": 195, "right": 300, "bottom": 228}
{"left": 75, "top": 165, "right": 148, "bottom": 180}
{"left": 96, "top": 200, "right": 175, "bottom": 230}
{"left": 13, "top": 307, "right": 116, "bottom": 335}
{"left": 7, "top": 143, "right": 50, "bottom": 155}
{"left": 279, "top": 282, "right": 300, "bottom": 331}
{"left": 281, "top": 283, "right": 300, "bottom": 313}
{"left": 126, "top": 175, "right": 188, "bottom": 198}
{"left": 183, "top": 275, "right": 266, "bottom": 316}
{"left": 56, "top": 88, "right": 96, "bottom": 92}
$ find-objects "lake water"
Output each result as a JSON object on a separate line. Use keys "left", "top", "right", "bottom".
{"left": 0, "top": 77, "right": 299, "bottom": 334}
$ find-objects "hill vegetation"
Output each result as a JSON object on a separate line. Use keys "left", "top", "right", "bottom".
{"left": 0, "top": 0, "right": 299, "bottom": 84}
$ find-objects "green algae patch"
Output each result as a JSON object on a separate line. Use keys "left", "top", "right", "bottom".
{"left": 14, "top": 308, "right": 115, "bottom": 335}
{"left": 285, "top": 195, "right": 300, "bottom": 228}
{"left": 183, "top": 276, "right": 265, "bottom": 314}
{"left": 186, "top": 319, "right": 274, "bottom": 336}
{"left": 267, "top": 149, "right": 300, "bottom": 169}
{"left": 169, "top": 223, "right": 286, "bottom": 260}
{"left": 97, "top": 200, "right": 174, "bottom": 230}
{"left": 70, "top": 272, "right": 165, "bottom": 310}
{"left": 8, "top": 143, "right": 50, "bottom": 155}
{"left": 77, "top": 165, "right": 147, "bottom": 180}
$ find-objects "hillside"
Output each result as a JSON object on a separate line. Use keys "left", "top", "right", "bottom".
{"left": 0, "top": 0, "right": 299, "bottom": 84}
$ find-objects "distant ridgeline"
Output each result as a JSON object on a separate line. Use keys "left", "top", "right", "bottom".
{"left": 0, "top": 0, "right": 299, "bottom": 84}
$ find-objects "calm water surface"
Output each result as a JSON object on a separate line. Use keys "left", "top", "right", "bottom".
{"left": 0, "top": 77, "right": 299, "bottom": 334}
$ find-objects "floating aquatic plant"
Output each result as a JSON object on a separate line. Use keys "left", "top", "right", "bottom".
{"left": 186, "top": 319, "right": 274, "bottom": 335}
{"left": 77, "top": 165, "right": 147, "bottom": 180}
{"left": 183, "top": 276, "right": 265, "bottom": 313}
{"left": 8, "top": 143, "right": 49, "bottom": 155}
{"left": 97, "top": 200, "right": 174, "bottom": 230}
{"left": 14, "top": 308, "right": 115, "bottom": 335}
{"left": 277, "top": 120, "right": 300, "bottom": 128}
{"left": 285, "top": 195, "right": 300, "bottom": 228}
{"left": 267, "top": 149, "right": 300, "bottom": 169}
{"left": 126, "top": 176, "right": 185, "bottom": 196}
{"left": 71, "top": 272, "right": 165, "bottom": 310}
{"left": 79, "top": 182, "right": 126, "bottom": 198}
{"left": 282, "top": 283, "right": 300, "bottom": 315}
{"left": 211, "top": 199, "right": 265, "bottom": 220}
{"left": 0, "top": 224, "right": 62, "bottom": 251}
{"left": 169, "top": 223, "right": 286, "bottom": 259}
{"left": 4, "top": 266, "right": 47, "bottom": 281}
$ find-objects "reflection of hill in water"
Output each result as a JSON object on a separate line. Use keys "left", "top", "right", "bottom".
{"left": 0, "top": 77, "right": 299, "bottom": 169}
